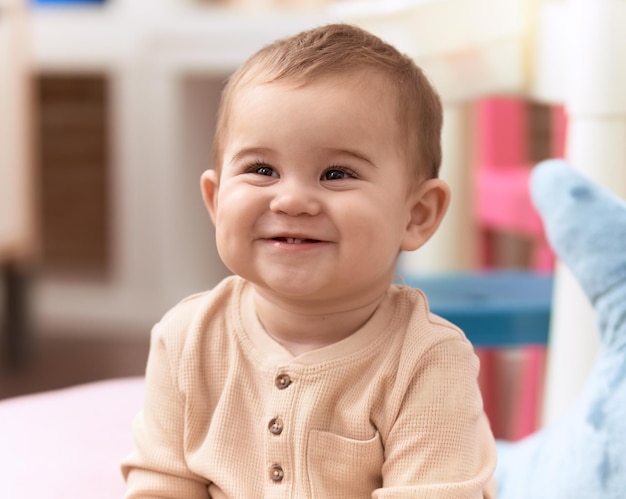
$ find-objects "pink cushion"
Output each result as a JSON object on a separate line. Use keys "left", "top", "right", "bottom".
{"left": 0, "top": 377, "right": 144, "bottom": 498}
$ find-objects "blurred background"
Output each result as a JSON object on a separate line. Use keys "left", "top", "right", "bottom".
{"left": 0, "top": 0, "right": 566, "bottom": 413}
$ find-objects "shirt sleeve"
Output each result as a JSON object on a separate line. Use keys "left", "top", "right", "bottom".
{"left": 121, "top": 322, "right": 210, "bottom": 498}
{"left": 373, "top": 337, "right": 498, "bottom": 499}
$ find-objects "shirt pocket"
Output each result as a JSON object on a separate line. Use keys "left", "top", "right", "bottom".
{"left": 307, "top": 429, "right": 383, "bottom": 499}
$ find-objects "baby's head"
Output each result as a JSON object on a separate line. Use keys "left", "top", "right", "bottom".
{"left": 212, "top": 23, "right": 443, "bottom": 185}
{"left": 202, "top": 24, "right": 450, "bottom": 305}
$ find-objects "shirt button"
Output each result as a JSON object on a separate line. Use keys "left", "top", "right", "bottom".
{"left": 268, "top": 417, "right": 284, "bottom": 435}
{"left": 270, "top": 464, "right": 284, "bottom": 482}
{"left": 274, "top": 374, "right": 292, "bottom": 390}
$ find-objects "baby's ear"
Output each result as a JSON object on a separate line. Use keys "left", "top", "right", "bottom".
{"left": 200, "top": 169, "right": 219, "bottom": 225}
{"left": 401, "top": 178, "right": 450, "bottom": 252}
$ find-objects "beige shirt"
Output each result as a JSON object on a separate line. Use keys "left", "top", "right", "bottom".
{"left": 122, "top": 275, "right": 497, "bottom": 498}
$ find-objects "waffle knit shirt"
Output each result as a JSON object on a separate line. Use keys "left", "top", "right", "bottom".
{"left": 122, "top": 275, "right": 497, "bottom": 498}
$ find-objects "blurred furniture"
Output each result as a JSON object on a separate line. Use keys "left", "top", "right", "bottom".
{"left": 475, "top": 97, "right": 563, "bottom": 271}
{"left": 472, "top": 97, "right": 565, "bottom": 439}
{"left": 406, "top": 272, "right": 552, "bottom": 349}
{"left": 0, "top": 0, "right": 36, "bottom": 368}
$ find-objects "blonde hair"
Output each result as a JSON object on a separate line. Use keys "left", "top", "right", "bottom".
{"left": 212, "top": 23, "right": 443, "bottom": 182}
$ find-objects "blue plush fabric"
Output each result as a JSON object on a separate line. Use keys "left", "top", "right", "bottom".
{"left": 495, "top": 160, "right": 626, "bottom": 499}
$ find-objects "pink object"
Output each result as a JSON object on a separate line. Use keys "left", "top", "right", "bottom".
{"left": 474, "top": 98, "right": 566, "bottom": 439}
{"left": 0, "top": 377, "right": 144, "bottom": 498}
{"left": 475, "top": 97, "right": 556, "bottom": 272}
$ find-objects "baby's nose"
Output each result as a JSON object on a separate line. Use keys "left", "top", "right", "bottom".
{"left": 269, "top": 181, "right": 322, "bottom": 216}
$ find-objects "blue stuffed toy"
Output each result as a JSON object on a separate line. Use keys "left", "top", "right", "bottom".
{"left": 495, "top": 159, "right": 626, "bottom": 498}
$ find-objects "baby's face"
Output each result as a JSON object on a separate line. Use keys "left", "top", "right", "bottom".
{"left": 206, "top": 73, "right": 417, "bottom": 309}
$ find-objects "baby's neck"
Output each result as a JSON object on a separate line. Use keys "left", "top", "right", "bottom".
{"left": 250, "top": 287, "right": 386, "bottom": 357}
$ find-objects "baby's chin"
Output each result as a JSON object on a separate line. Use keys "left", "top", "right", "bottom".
{"left": 249, "top": 278, "right": 333, "bottom": 304}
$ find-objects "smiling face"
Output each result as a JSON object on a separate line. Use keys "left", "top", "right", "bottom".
{"left": 202, "top": 72, "right": 448, "bottom": 312}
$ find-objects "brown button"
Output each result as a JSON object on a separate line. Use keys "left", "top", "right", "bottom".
{"left": 270, "top": 464, "right": 284, "bottom": 482}
{"left": 268, "top": 417, "right": 284, "bottom": 435}
{"left": 274, "top": 374, "right": 292, "bottom": 390}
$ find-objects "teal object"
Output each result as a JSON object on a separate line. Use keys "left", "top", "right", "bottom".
{"left": 401, "top": 271, "right": 553, "bottom": 348}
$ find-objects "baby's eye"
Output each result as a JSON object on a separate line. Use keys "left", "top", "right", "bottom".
{"left": 248, "top": 163, "right": 278, "bottom": 177}
{"left": 322, "top": 167, "right": 356, "bottom": 181}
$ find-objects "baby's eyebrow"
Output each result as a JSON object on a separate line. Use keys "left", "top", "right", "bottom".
{"left": 229, "top": 147, "right": 273, "bottom": 164}
{"left": 324, "top": 147, "right": 376, "bottom": 167}
{"left": 227, "top": 146, "right": 376, "bottom": 168}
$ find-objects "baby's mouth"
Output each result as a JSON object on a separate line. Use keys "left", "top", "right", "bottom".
{"left": 272, "top": 237, "right": 319, "bottom": 244}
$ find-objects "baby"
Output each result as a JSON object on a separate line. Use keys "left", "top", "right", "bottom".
{"left": 122, "top": 23, "right": 497, "bottom": 498}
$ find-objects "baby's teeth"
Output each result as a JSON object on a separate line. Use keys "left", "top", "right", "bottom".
{"left": 286, "top": 238, "right": 304, "bottom": 244}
